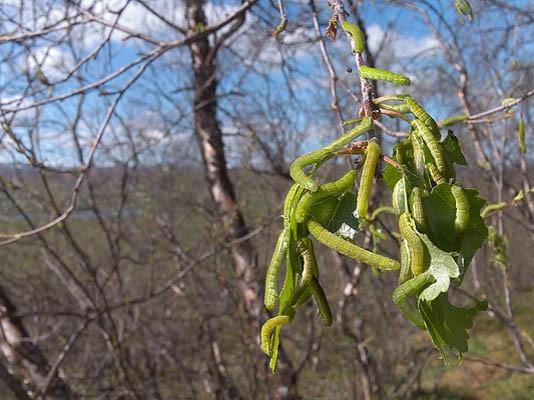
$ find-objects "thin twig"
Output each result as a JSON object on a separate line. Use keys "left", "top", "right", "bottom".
{"left": 310, "top": 0, "right": 344, "bottom": 133}
{"left": 468, "top": 88, "right": 534, "bottom": 120}
{"left": 326, "top": 0, "right": 376, "bottom": 119}
{"left": 40, "top": 319, "right": 90, "bottom": 397}
{"left": 273, "top": 0, "right": 288, "bottom": 36}
{"left": 0, "top": 55, "right": 157, "bottom": 245}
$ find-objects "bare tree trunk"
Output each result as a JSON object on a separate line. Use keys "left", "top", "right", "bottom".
{"left": 185, "top": 2, "right": 299, "bottom": 398}
{"left": 186, "top": 0, "right": 260, "bottom": 321}
{"left": 0, "top": 286, "right": 74, "bottom": 399}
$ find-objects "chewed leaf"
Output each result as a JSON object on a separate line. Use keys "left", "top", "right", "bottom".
{"left": 442, "top": 130, "right": 467, "bottom": 166}
{"left": 417, "top": 234, "right": 459, "bottom": 302}
{"left": 421, "top": 183, "right": 488, "bottom": 284}
{"left": 418, "top": 294, "right": 487, "bottom": 363}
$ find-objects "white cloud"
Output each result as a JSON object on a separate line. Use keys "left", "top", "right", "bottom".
{"left": 366, "top": 24, "right": 439, "bottom": 59}
{"left": 27, "top": 47, "right": 73, "bottom": 81}
{"left": 81, "top": 0, "right": 242, "bottom": 43}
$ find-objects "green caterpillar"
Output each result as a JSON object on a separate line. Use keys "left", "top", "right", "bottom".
{"left": 411, "top": 134, "right": 426, "bottom": 181}
{"left": 392, "top": 177, "right": 410, "bottom": 215}
{"left": 404, "top": 96, "right": 441, "bottom": 140}
{"left": 481, "top": 201, "right": 506, "bottom": 218}
{"left": 261, "top": 315, "right": 291, "bottom": 356}
{"left": 307, "top": 219, "right": 400, "bottom": 270}
{"left": 292, "top": 287, "right": 312, "bottom": 307}
{"left": 370, "top": 206, "right": 396, "bottom": 221}
{"left": 398, "top": 213, "right": 425, "bottom": 276}
{"left": 356, "top": 140, "right": 380, "bottom": 219}
{"left": 298, "top": 238, "right": 318, "bottom": 288}
{"left": 439, "top": 115, "right": 467, "bottom": 127}
{"left": 411, "top": 119, "right": 446, "bottom": 176}
{"left": 341, "top": 21, "right": 365, "bottom": 53}
{"left": 452, "top": 186, "right": 469, "bottom": 233}
{"left": 359, "top": 66, "right": 411, "bottom": 86}
{"left": 284, "top": 184, "right": 303, "bottom": 227}
{"left": 323, "top": 117, "right": 372, "bottom": 152}
{"left": 399, "top": 240, "right": 412, "bottom": 285}
{"left": 290, "top": 151, "right": 332, "bottom": 192}
{"left": 410, "top": 187, "right": 427, "bottom": 232}
{"left": 377, "top": 102, "right": 411, "bottom": 114}
{"left": 309, "top": 277, "right": 333, "bottom": 326}
{"left": 392, "top": 270, "right": 434, "bottom": 329}
{"left": 455, "top": 0, "right": 474, "bottom": 20}
{"left": 264, "top": 229, "right": 289, "bottom": 311}
{"left": 427, "top": 162, "right": 445, "bottom": 185}
{"left": 295, "top": 170, "right": 357, "bottom": 223}
{"left": 290, "top": 118, "right": 372, "bottom": 192}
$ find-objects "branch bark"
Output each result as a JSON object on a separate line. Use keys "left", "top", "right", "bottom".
{"left": 0, "top": 286, "right": 75, "bottom": 399}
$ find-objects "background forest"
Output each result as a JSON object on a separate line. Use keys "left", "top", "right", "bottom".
{"left": 0, "top": 0, "right": 533, "bottom": 399}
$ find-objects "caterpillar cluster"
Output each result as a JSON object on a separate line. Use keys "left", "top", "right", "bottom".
{"left": 262, "top": 115, "right": 402, "bottom": 371}
{"left": 377, "top": 93, "right": 475, "bottom": 329}
{"left": 262, "top": 16, "right": 487, "bottom": 370}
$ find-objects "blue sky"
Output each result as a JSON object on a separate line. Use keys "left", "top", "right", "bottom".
{"left": 0, "top": 0, "right": 531, "bottom": 166}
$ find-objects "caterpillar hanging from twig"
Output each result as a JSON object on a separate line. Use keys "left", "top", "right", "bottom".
{"left": 264, "top": 229, "right": 289, "bottom": 311}
{"left": 392, "top": 271, "right": 434, "bottom": 329}
{"left": 289, "top": 118, "right": 372, "bottom": 191}
{"left": 261, "top": 314, "right": 292, "bottom": 356}
{"left": 356, "top": 140, "right": 381, "bottom": 219}
{"left": 341, "top": 21, "right": 365, "bottom": 53}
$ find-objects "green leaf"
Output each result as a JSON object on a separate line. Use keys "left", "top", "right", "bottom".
{"left": 459, "top": 188, "right": 488, "bottom": 273}
{"left": 442, "top": 130, "right": 467, "bottom": 166}
{"left": 309, "top": 197, "right": 340, "bottom": 227}
{"left": 325, "top": 192, "right": 359, "bottom": 234}
{"left": 308, "top": 191, "right": 359, "bottom": 240}
{"left": 383, "top": 164, "right": 401, "bottom": 190}
{"left": 279, "top": 235, "right": 299, "bottom": 311}
{"left": 418, "top": 234, "right": 460, "bottom": 302}
{"left": 418, "top": 294, "right": 487, "bottom": 363}
{"left": 269, "top": 326, "right": 282, "bottom": 372}
{"left": 289, "top": 186, "right": 306, "bottom": 239}
{"left": 422, "top": 184, "right": 487, "bottom": 259}
{"left": 393, "top": 138, "right": 413, "bottom": 166}
{"left": 422, "top": 183, "right": 458, "bottom": 251}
